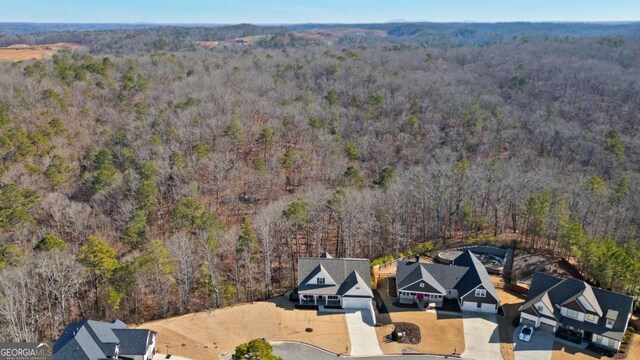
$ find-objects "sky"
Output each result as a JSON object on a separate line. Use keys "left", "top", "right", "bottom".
{"left": 1, "top": 0, "right": 639, "bottom": 24}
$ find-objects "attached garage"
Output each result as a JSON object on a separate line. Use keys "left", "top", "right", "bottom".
{"left": 461, "top": 301, "right": 497, "bottom": 313}
{"left": 520, "top": 316, "right": 536, "bottom": 327}
{"left": 539, "top": 322, "right": 555, "bottom": 333}
{"left": 342, "top": 297, "right": 372, "bottom": 309}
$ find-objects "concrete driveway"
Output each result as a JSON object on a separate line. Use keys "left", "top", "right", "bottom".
{"left": 344, "top": 310, "right": 383, "bottom": 356}
{"left": 272, "top": 342, "right": 442, "bottom": 360}
{"left": 513, "top": 325, "right": 553, "bottom": 360}
{"left": 461, "top": 313, "right": 502, "bottom": 360}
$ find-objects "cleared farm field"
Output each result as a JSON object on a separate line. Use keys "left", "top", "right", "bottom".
{"left": 0, "top": 43, "right": 87, "bottom": 61}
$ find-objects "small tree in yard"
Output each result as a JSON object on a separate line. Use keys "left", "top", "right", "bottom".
{"left": 232, "top": 339, "right": 282, "bottom": 360}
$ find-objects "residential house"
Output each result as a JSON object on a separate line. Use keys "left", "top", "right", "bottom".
{"left": 53, "top": 319, "right": 156, "bottom": 360}
{"left": 395, "top": 250, "right": 500, "bottom": 313}
{"left": 519, "top": 272, "right": 633, "bottom": 352}
{"left": 297, "top": 252, "right": 375, "bottom": 321}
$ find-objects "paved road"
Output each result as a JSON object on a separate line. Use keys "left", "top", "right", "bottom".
{"left": 272, "top": 342, "right": 446, "bottom": 360}
{"left": 461, "top": 313, "right": 503, "bottom": 360}
{"left": 512, "top": 325, "right": 553, "bottom": 360}
{"left": 345, "top": 310, "right": 384, "bottom": 356}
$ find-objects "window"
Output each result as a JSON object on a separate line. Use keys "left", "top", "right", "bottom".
{"left": 606, "top": 318, "right": 614, "bottom": 329}
{"left": 565, "top": 309, "right": 579, "bottom": 319}
{"left": 328, "top": 295, "right": 339, "bottom": 300}
{"left": 608, "top": 338, "right": 616, "bottom": 347}
{"left": 475, "top": 289, "right": 486, "bottom": 298}
{"left": 419, "top": 283, "right": 425, "bottom": 288}
{"left": 594, "top": 335, "right": 602, "bottom": 343}
{"left": 586, "top": 314, "right": 596, "bottom": 322}
{"left": 317, "top": 277, "right": 325, "bottom": 284}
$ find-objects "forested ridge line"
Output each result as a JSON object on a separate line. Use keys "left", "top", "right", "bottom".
{"left": 0, "top": 32, "right": 639, "bottom": 342}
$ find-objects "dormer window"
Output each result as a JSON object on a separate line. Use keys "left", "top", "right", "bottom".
{"left": 605, "top": 309, "right": 618, "bottom": 329}
{"left": 606, "top": 318, "right": 614, "bottom": 328}
{"left": 317, "top": 277, "right": 325, "bottom": 284}
{"left": 475, "top": 289, "right": 486, "bottom": 297}
{"left": 586, "top": 314, "right": 597, "bottom": 323}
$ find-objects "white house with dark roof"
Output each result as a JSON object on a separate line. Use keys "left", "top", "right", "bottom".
{"left": 297, "top": 252, "right": 375, "bottom": 322}
{"left": 519, "top": 272, "right": 634, "bottom": 351}
{"left": 395, "top": 250, "right": 500, "bottom": 313}
{"left": 53, "top": 319, "right": 156, "bottom": 360}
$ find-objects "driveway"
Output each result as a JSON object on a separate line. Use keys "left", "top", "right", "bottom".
{"left": 272, "top": 342, "right": 442, "bottom": 360}
{"left": 513, "top": 325, "right": 553, "bottom": 360}
{"left": 345, "top": 310, "right": 384, "bottom": 356}
{"left": 461, "top": 313, "right": 502, "bottom": 360}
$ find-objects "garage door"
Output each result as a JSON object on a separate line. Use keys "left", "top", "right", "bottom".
{"left": 460, "top": 301, "right": 478, "bottom": 311}
{"left": 539, "top": 322, "right": 555, "bottom": 333}
{"left": 461, "top": 301, "right": 497, "bottom": 313}
{"left": 479, "top": 303, "right": 497, "bottom": 313}
{"left": 521, "top": 317, "right": 536, "bottom": 327}
{"left": 342, "top": 297, "right": 371, "bottom": 309}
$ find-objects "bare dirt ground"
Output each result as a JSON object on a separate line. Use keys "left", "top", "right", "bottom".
{"left": 375, "top": 277, "right": 465, "bottom": 355}
{"left": 512, "top": 253, "right": 574, "bottom": 284}
{"left": 137, "top": 296, "right": 349, "bottom": 360}
{"left": 196, "top": 41, "right": 220, "bottom": 47}
{"left": 495, "top": 286, "right": 526, "bottom": 360}
{"left": 0, "top": 43, "right": 87, "bottom": 61}
{"left": 551, "top": 342, "right": 606, "bottom": 360}
{"left": 625, "top": 333, "right": 640, "bottom": 360}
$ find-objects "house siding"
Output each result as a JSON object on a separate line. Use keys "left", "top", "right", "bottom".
{"left": 461, "top": 286, "right": 498, "bottom": 305}
{"left": 401, "top": 280, "right": 443, "bottom": 294}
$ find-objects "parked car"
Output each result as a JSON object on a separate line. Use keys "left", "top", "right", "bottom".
{"left": 519, "top": 325, "right": 533, "bottom": 342}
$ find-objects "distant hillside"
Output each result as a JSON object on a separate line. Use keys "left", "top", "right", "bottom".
{"left": 1, "top": 22, "right": 639, "bottom": 53}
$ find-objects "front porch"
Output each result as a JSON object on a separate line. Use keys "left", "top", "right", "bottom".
{"left": 299, "top": 294, "right": 342, "bottom": 308}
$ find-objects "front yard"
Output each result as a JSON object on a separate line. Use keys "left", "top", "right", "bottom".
{"left": 138, "top": 296, "right": 349, "bottom": 360}
{"left": 375, "top": 277, "right": 465, "bottom": 355}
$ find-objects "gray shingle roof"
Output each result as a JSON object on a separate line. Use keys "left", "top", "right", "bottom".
{"left": 113, "top": 329, "right": 152, "bottom": 356}
{"left": 519, "top": 272, "right": 634, "bottom": 341}
{"left": 338, "top": 270, "right": 374, "bottom": 297}
{"left": 53, "top": 320, "right": 156, "bottom": 360}
{"left": 452, "top": 250, "right": 500, "bottom": 301}
{"left": 298, "top": 256, "right": 371, "bottom": 296}
{"left": 396, "top": 251, "right": 500, "bottom": 302}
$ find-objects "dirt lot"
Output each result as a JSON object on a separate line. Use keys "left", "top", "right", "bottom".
{"left": 138, "top": 297, "right": 349, "bottom": 360}
{"left": 625, "top": 333, "right": 640, "bottom": 360}
{"left": 375, "top": 277, "right": 465, "bottom": 355}
{"left": 551, "top": 342, "right": 606, "bottom": 360}
{"left": 0, "top": 43, "right": 87, "bottom": 61}
{"left": 495, "top": 287, "right": 526, "bottom": 360}
{"left": 512, "top": 253, "right": 573, "bottom": 284}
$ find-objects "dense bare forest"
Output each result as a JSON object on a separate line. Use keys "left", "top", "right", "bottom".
{"left": 0, "top": 23, "right": 639, "bottom": 342}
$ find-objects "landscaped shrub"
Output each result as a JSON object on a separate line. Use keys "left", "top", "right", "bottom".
{"left": 371, "top": 255, "right": 394, "bottom": 267}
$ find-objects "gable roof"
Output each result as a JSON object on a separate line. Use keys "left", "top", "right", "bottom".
{"left": 519, "top": 272, "right": 634, "bottom": 341}
{"left": 338, "top": 270, "right": 374, "bottom": 297}
{"left": 396, "top": 251, "right": 499, "bottom": 302}
{"left": 113, "top": 329, "right": 153, "bottom": 356}
{"left": 54, "top": 320, "right": 155, "bottom": 360}
{"left": 298, "top": 256, "right": 371, "bottom": 296}
{"left": 396, "top": 261, "right": 467, "bottom": 294}
{"left": 452, "top": 250, "right": 500, "bottom": 301}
